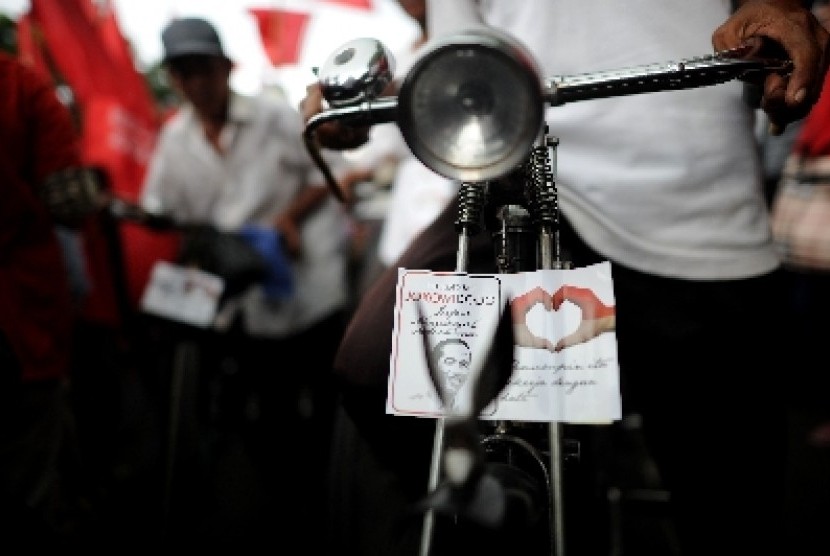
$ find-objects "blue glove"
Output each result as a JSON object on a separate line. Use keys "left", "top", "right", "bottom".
{"left": 238, "top": 224, "right": 294, "bottom": 299}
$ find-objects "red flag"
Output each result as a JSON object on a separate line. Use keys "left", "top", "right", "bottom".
{"left": 320, "top": 0, "right": 374, "bottom": 10}
{"left": 15, "top": 15, "right": 52, "bottom": 82}
{"left": 249, "top": 8, "right": 311, "bottom": 67}
{"left": 28, "top": 0, "right": 156, "bottom": 125}
{"left": 23, "top": 0, "right": 177, "bottom": 313}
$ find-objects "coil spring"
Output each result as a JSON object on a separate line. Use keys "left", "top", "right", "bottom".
{"left": 525, "top": 141, "right": 559, "bottom": 227}
{"left": 455, "top": 181, "right": 486, "bottom": 235}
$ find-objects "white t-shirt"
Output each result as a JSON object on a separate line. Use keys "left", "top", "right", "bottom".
{"left": 376, "top": 156, "right": 458, "bottom": 265}
{"left": 427, "top": 0, "right": 778, "bottom": 280}
{"left": 141, "top": 91, "right": 351, "bottom": 337}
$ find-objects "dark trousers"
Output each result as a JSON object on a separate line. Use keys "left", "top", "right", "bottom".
{"left": 560, "top": 220, "right": 788, "bottom": 556}
{"left": 0, "top": 333, "right": 96, "bottom": 549}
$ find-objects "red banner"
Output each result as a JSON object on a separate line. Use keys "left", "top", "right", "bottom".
{"left": 249, "top": 8, "right": 311, "bottom": 67}
{"left": 28, "top": 0, "right": 157, "bottom": 128}
{"left": 21, "top": 0, "right": 177, "bottom": 315}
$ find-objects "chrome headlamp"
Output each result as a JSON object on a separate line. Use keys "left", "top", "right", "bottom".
{"left": 397, "top": 28, "right": 545, "bottom": 182}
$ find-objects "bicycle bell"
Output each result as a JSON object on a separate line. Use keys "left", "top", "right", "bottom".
{"left": 317, "top": 37, "right": 396, "bottom": 107}
{"left": 397, "top": 27, "right": 545, "bottom": 182}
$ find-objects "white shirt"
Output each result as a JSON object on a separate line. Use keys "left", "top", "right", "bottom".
{"left": 427, "top": 0, "right": 778, "bottom": 280}
{"left": 376, "top": 157, "right": 458, "bottom": 265}
{"left": 140, "top": 91, "right": 351, "bottom": 337}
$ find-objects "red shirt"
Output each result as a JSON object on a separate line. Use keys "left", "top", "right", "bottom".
{"left": 793, "top": 70, "right": 830, "bottom": 158}
{"left": 0, "top": 52, "right": 82, "bottom": 382}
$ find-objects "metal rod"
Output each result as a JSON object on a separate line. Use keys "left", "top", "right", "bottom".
{"left": 544, "top": 53, "right": 790, "bottom": 106}
{"left": 419, "top": 418, "right": 445, "bottom": 556}
{"left": 538, "top": 225, "right": 566, "bottom": 556}
{"left": 537, "top": 130, "right": 569, "bottom": 556}
{"left": 419, "top": 211, "right": 474, "bottom": 556}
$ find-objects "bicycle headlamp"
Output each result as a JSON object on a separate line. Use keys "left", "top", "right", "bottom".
{"left": 397, "top": 28, "right": 545, "bottom": 182}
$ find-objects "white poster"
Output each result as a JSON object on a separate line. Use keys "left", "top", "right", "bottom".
{"left": 140, "top": 261, "right": 224, "bottom": 328}
{"left": 387, "top": 262, "right": 621, "bottom": 423}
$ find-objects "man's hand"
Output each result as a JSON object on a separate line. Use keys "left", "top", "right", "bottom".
{"left": 713, "top": 0, "right": 830, "bottom": 135}
{"left": 300, "top": 83, "right": 371, "bottom": 150}
{"left": 274, "top": 215, "right": 302, "bottom": 258}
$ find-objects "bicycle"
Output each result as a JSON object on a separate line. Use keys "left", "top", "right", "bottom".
{"left": 303, "top": 27, "right": 791, "bottom": 556}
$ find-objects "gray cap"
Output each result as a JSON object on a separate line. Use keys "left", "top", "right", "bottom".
{"left": 161, "top": 17, "right": 229, "bottom": 63}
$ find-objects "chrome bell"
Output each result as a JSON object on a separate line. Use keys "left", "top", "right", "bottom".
{"left": 317, "top": 37, "right": 396, "bottom": 107}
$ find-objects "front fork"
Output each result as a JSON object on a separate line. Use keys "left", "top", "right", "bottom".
{"left": 421, "top": 126, "right": 578, "bottom": 556}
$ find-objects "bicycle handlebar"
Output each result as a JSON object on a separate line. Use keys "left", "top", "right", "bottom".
{"left": 304, "top": 32, "right": 791, "bottom": 197}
